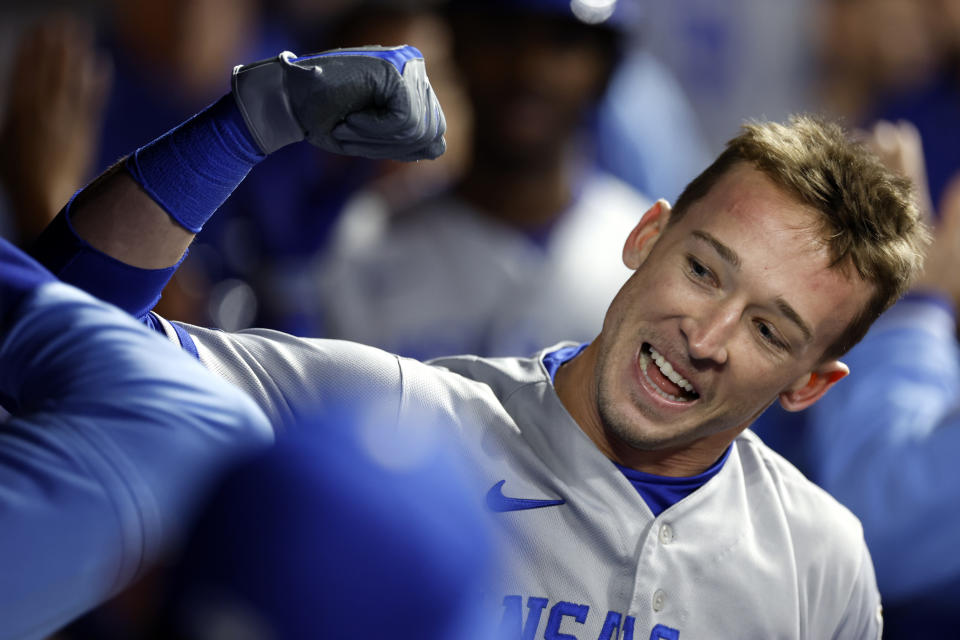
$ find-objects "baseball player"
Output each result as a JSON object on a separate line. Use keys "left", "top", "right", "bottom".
{"left": 31, "top": 42, "right": 928, "bottom": 638}
{"left": 0, "top": 238, "right": 272, "bottom": 640}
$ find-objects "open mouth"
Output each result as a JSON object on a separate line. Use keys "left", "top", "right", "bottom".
{"left": 639, "top": 343, "right": 700, "bottom": 403}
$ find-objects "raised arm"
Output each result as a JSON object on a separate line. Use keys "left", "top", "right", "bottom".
{"left": 32, "top": 46, "right": 445, "bottom": 315}
{"left": 0, "top": 238, "right": 272, "bottom": 639}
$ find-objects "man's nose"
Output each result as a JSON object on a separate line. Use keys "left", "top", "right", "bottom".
{"left": 680, "top": 303, "right": 739, "bottom": 365}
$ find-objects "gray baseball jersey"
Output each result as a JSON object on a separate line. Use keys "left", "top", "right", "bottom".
{"left": 158, "top": 318, "right": 883, "bottom": 639}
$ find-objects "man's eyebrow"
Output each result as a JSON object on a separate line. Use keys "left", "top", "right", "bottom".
{"left": 692, "top": 230, "right": 740, "bottom": 268}
{"left": 691, "top": 230, "right": 813, "bottom": 343}
{"left": 776, "top": 297, "right": 813, "bottom": 343}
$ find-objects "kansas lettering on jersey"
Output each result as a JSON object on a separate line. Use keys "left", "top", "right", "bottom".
{"left": 499, "top": 595, "right": 679, "bottom": 640}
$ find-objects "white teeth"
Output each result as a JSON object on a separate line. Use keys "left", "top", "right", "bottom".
{"left": 649, "top": 347, "right": 695, "bottom": 393}
{"left": 639, "top": 349, "right": 688, "bottom": 402}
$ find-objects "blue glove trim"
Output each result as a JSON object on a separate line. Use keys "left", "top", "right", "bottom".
{"left": 292, "top": 46, "right": 424, "bottom": 74}
{"left": 30, "top": 196, "right": 186, "bottom": 320}
{"left": 0, "top": 237, "right": 57, "bottom": 331}
{"left": 126, "top": 94, "right": 264, "bottom": 233}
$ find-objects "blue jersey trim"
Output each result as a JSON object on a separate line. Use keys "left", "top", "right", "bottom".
{"left": 171, "top": 321, "right": 200, "bottom": 360}
{"left": 614, "top": 447, "right": 731, "bottom": 517}
{"left": 542, "top": 341, "right": 731, "bottom": 516}
{"left": 142, "top": 311, "right": 166, "bottom": 335}
{"left": 292, "top": 46, "right": 424, "bottom": 74}
{"left": 143, "top": 313, "right": 199, "bottom": 360}
{"left": 542, "top": 343, "right": 589, "bottom": 381}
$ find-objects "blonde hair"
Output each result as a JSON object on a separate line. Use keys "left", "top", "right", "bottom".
{"left": 671, "top": 115, "right": 930, "bottom": 360}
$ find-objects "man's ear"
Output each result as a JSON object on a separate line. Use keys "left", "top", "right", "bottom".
{"left": 624, "top": 199, "right": 672, "bottom": 270}
{"left": 778, "top": 360, "right": 849, "bottom": 412}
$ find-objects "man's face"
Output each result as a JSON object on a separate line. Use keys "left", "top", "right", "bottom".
{"left": 594, "top": 164, "right": 872, "bottom": 452}
{"left": 454, "top": 12, "right": 611, "bottom": 165}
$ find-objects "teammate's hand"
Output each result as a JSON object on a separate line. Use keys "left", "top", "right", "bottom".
{"left": 913, "top": 171, "right": 960, "bottom": 309}
{"left": 863, "top": 119, "right": 933, "bottom": 220}
{"left": 0, "top": 14, "right": 111, "bottom": 241}
{"left": 232, "top": 45, "right": 446, "bottom": 161}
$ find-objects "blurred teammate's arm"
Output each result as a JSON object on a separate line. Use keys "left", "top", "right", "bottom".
{"left": 31, "top": 46, "right": 445, "bottom": 318}
{"left": 0, "top": 239, "right": 272, "bottom": 640}
{"left": 809, "top": 174, "right": 960, "bottom": 602}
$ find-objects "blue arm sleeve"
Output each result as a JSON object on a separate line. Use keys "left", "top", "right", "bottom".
{"left": 30, "top": 196, "right": 185, "bottom": 321}
{"left": 0, "top": 277, "right": 272, "bottom": 640}
{"left": 809, "top": 296, "right": 960, "bottom": 603}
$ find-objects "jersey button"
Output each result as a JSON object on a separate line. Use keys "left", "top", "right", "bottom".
{"left": 658, "top": 524, "right": 674, "bottom": 544}
{"left": 652, "top": 589, "right": 666, "bottom": 612}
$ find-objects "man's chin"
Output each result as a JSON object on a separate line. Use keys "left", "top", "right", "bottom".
{"left": 610, "top": 425, "right": 692, "bottom": 453}
{"left": 598, "top": 399, "right": 685, "bottom": 452}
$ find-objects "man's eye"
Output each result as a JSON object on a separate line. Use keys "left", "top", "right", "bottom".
{"left": 687, "top": 256, "right": 711, "bottom": 281}
{"left": 756, "top": 320, "right": 786, "bottom": 350}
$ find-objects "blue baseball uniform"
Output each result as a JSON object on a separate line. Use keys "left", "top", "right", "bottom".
{"left": 0, "top": 239, "right": 272, "bottom": 640}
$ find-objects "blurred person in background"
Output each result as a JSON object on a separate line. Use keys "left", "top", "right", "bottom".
{"left": 0, "top": 15, "right": 110, "bottom": 245}
{"left": 0, "top": 2, "right": 275, "bottom": 326}
{"left": 864, "top": 0, "right": 960, "bottom": 215}
{"left": 593, "top": 8, "right": 713, "bottom": 203}
{"left": 637, "top": 0, "right": 816, "bottom": 153}
{"left": 815, "top": 0, "right": 941, "bottom": 127}
{"left": 315, "top": 0, "right": 652, "bottom": 359}
{"left": 814, "top": 0, "right": 960, "bottom": 212}
{"left": 802, "top": 166, "right": 960, "bottom": 638}
{"left": 594, "top": 44, "right": 712, "bottom": 205}
{"left": 96, "top": 0, "right": 264, "bottom": 167}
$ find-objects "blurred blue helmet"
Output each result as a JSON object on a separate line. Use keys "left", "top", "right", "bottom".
{"left": 161, "top": 405, "right": 499, "bottom": 640}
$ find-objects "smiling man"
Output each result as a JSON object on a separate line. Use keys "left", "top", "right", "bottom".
{"left": 565, "top": 159, "right": 878, "bottom": 476}
{"left": 30, "top": 40, "right": 926, "bottom": 639}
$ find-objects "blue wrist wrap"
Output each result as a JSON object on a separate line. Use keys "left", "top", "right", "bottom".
{"left": 125, "top": 94, "right": 265, "bottom": 233}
